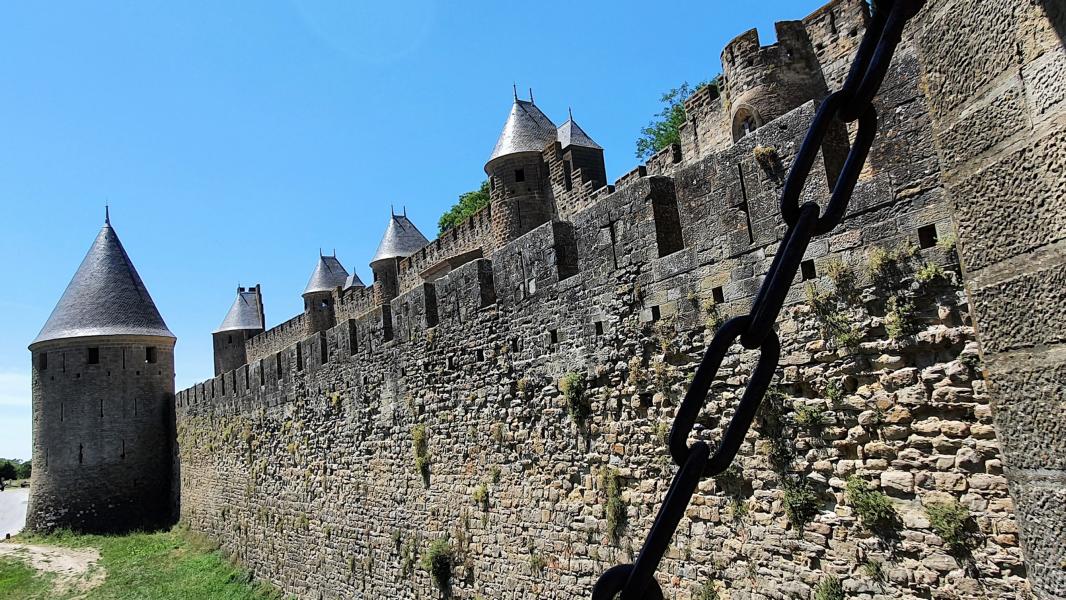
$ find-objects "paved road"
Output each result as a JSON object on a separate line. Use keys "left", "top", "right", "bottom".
{"left": 0, "top": 488, "right": 29, "bottom": 537}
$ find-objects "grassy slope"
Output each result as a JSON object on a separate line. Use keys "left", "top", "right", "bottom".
{"left": 0, "top": 558, "right": 53, "bottom": 599}
{"left": 2, "top": 528, "right": 281, "bottom": 599}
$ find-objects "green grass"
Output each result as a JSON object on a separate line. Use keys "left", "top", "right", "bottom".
{"left": 0, "top": 556, "right": 54, "bottom": 599}
{"left": 7, "top": 527, "right": 281, "bottom": 599}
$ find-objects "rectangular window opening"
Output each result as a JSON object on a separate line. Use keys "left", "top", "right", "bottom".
{"left": 651, "top": 193, "right": 685, "bottom": 257}
{"left": 712, "top": 286, "right": 725, "bottom": 304}
{"left": 801, "top": 259, "right": 817, "bottom": 281}
{"left": 549, "top": 329, "right": 559, "bottom": 345}
{"left": 39, "top": 353, "right": 48, "bottom": 371}
{"left": 918, "top": 224, "right": 938, "bottom": 249}
{"left": 87, "top": 347, "right": 100, "bottom": 365}
{"left": 514, "top": 168, "right": 525, "bottom": 182}
{"left": 145, "top": 347, "right": 157, "bottom": 364}
{"left": 320, "top": 334, "right": 329, "bottom": 364}
{"left": 651, "top": 306, "right": 662, "bottom": 322}
{"left": 595, "top": 321, "right": 604, "bottom": 336}
{"left": 296, "top": 344, "right": 304, "bottom": 371}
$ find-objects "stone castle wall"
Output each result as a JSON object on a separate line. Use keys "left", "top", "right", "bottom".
{"left": 172, "top": 1, "right": 1045, "bottom": 597}
{"left": 915, "top": 0, "right": 1066, "bottom": 596}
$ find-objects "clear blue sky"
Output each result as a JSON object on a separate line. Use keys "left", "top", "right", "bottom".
{"left": 0, "top": 0, "right": 827, "bottom": 460}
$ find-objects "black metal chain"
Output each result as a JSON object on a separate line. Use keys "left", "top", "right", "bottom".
{"left": 593, "top": 1, "right": 925, "bottom": 597}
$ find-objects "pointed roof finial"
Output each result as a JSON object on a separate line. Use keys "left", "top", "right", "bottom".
{"left": 319, "top": 247, "right": 323, "bottom": 257}
{"left": 104, "top": 204, "right": 110, "bottom": 225}
{"left": 403, "top": 205, "right": 407, "bottom": 217}
{"left": 529, "top": 88, "right": 535, "bottom": 104}
{"left": 513, "top": 83, "right": 518, "bottom": 101}
{"left": 568, "top": 106, "right": 573, "bottom": 121}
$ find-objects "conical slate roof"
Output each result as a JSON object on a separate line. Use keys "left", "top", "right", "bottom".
{"left": 370, "top": 214, "right": 429, "bottom": 264}
{"left": 303, "top": 255, "right": 349, "bottom": 296}
{"left": 31, "top": 220, "right": 174, "bottom": 347}
{"left": 557, "top": 115, "right": 602, "bottom": 150}
{"left": 214, "top": 287, "right": 265, "bottom": 333}
{"left": 486, "top": 98, "right": 557, "bottom": 167}
{"left": 343, "top": 271, "right": 366, "bottom": 291}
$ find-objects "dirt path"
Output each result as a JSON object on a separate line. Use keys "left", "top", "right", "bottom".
{"left": 0, "top": 542, "right": 106, "bottom": 595}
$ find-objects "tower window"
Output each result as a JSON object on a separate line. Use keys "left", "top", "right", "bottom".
{"left": 145, "top": 347, "right": 157, "bottom": 364}
{"left": 712, "top": 286, "right": 725, "bottom": 304}
{"left": 651, "top": 306, "right": 662, "bottom": 321}
{"left": 514, "top": 168, "right": 525, "bottom": 182}
{"left": 740, "top": 116, "right": 756, "bottom": 136}
{"left": 39, "top": 353, "right": 48, "bottom": 371}
{"left": 490, "top": 177, "right": 496, "bottom": 191}
{"left": 918, "top": 224, "right": 939, "bottom": 249}
{"left": 595, "top": 321, "right": 604, "bottom": 336}
{"left": 549, "top": 329, "right": 559, "bottom": 345}
{"left": 801, "top": 260, "right": 817, "bottom": 281}
{"left": 87, "top": 348, "right": 100, "bottom": 365}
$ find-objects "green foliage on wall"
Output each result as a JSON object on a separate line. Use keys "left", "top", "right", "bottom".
{"left": 635, "top": 80, "right": 716, "bottom": 160}
{"left": 421, "top": 537, "right": 452, "bottom": 590}
{"left": 438, "top": 181, "right": 490, "bottom": 234}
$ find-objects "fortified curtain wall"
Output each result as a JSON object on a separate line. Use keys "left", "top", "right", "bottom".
{"left": 175, "top": 3, "right": 1033, "bottom": 599}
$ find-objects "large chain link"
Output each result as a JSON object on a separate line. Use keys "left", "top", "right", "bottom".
{"left": 593, "top": 1, "right": 925, "bottom": 597}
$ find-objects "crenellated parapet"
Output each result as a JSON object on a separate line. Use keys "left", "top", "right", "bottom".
{"left": 720, "top": 21, "right": 827, "bottom": 142}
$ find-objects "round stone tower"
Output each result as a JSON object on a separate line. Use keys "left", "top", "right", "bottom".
{"left": 485, "top": 92, "right": 558, "bottom": 246}
{"left": 303, "top": 253, "right": 348, "bottom": 334}
{"left": 27, "top": 213, "right": 176, "bottom": 533}
{"left": 212, "top": 284, "right": 265, "bottom": 376}
{"left": 721, "top": 21, "right": 827, "bottom": 141}
{"left": 369, "top": 211, "right": 429, "bottom": 302}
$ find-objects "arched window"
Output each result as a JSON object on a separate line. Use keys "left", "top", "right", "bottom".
{"left": 732, "top": 106, "right": 762, "bottom": 142}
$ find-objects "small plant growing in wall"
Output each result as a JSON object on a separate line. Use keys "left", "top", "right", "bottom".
{"left": 726, "top": 497, "right": 749, "bottom": 522}
{"left": 824, "top": 257, "right": 860, "bottom": 304}
{"left": 697, "top": 580, "right": 721, "bottom": 600}
{"left": 862, "top": 559, "right": 885, "bottom": 582}
{"left": 753, "top": 145, "right": 778, "bottom": 170}
{"left": 702, "top": 298, "right": 725, "bottom": 332}
{"left": 559, "top": 372, "right": 591, "bottom": 427}
{"left": 814, "top": 575, "right": 844, "bottom": 600}
{"left": 925, "top": 500, "right": 972, "bottom": 552}
{"left": 805, "top": 284, "right": 864, "bottom": 351}
{"left": 421, "top": 537, "right": 453, "bottom": 591}
{"left": 915, "top": 261, "right": 946, "bottom": 283}
{"left": 884, "top": 295, "right": 919, "bottom": 340}
{"left": 781, "top": 477, "right": 819, "bottom": 533}
{"left": 823, "top": 378, "right": 844, "bottom": 406}
{"left": 600, "top": 467, "right": 627, "bottom": 543}
{"left": 793, "top": 402, "right": 827, "bottom": 427}
{"left": 412, "top": 424, "right": 430, "bottom": 484}
{"left": 528, "top": 550, "right": 547, "bottom": 575}
{"left": 846, "top": 476, "right": 899, "bottom": 534}
{"left": 472, "top": 483, "right": 489, "bottom": 511}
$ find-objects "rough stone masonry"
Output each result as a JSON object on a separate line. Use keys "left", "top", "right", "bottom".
{"left": 28, "top": 0, "right": 1054, "bottom": 598}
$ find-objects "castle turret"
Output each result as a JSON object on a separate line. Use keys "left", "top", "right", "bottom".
{"left": 369, "top": 212, "right": 429, "bottom": 301}
{"left": 485, "top": 93, "right": 557, "bottom": 246}
{"left": 212, "top": 285, "right": 265, "bottom": 376}
{"left": 721, "top": 21, "right": 827, "bottom": 141}
{"left": 28, "top": 213, "right": 176, "bottom": 533}
{"left": 343, "top": 270, "right": 366, "bottom": 292}
{"left": 554, "top": 110, "right": 608, "bottom": 191}
{"left": 303, "top": 253, "right": 348, "bottom": 334}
